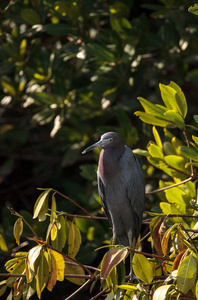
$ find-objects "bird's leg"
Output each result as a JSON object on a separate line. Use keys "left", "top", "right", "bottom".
{"left": 128, "top": 236, "right": 139, "bottom": 282}
{"left": 112, "top": 230, "right": 116, "bottom": 245}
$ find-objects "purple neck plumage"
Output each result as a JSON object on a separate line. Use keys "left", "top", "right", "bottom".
{"left": 99, "top": 144, "right": 125, "bottom": 183}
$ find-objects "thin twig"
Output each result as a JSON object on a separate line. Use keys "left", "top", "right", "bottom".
{"left": 52, "top": 189, "right": 93, "bottom": 217}
{"left": 90, "top": 287, "right": 109, "bottom": 300}
{"left": 65, "top": 279, "right": 92, "bottom": 300}
{"left": 140, "top": 231, "right": 150, "bottom": 242}
{"left": 146, "top": 177, "right": 192, "bottom": 195}
{"left": 63, "top": 212, "right": 107, "bottom": 221}
{"left": 128, "top": 248, "right": 174, "bottom": 261}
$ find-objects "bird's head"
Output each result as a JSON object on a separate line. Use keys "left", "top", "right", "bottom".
{"left": 82, "top": 132, "right": 123, "bottom": 154}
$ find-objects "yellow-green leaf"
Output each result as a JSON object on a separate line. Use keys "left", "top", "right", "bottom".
{"left": 132, "top": 253, "right": 154, "bottom": 283}
{"left": 5, "top": 252, "right": 27, "bottom": 275}
{"left": 26, "top": 245, "right": 43, "bottom": 283}
{"left": 0, "top": 281, "right": 7, "bottom": 297}
{"left": 135, "top": 111, "right": 172, "bottom": 127}
{"left": 33, "top": 189, "right": 51, "bottom": 220}
{"left": 147, "top": 142, "right": 164, "bottom": 159}
{"left": 68, "top": 222, "right": 81, "bottom": 258}
{"left": 35, "top": 250, "right": 49, "bottom": 299}
{"left": 0, "top": 234, "right": 8, "bottom": 252}
{"left": 13, "top": 218, "right": 23, "bottom": 245}
{"left": 179, "top": 146, "right": 198, "bottom": 161}
{"left": 164, "top": 110, "right": 185, "bottom": 130}
{"left": 177, "top": 253, "right": 197, "bottom": 293}
{"left": 116, "top": 284, "right": 138, "bottom": 291}
{"left": 169, "top": 81, "right": 187, "bottom": 118}
{"left": 51, "top": 224, "right": 57, "bottom": 241}
{"left": 50, "top": 193, "right": 57, "bottom": 223}
{"left": 100, "top": 247, "right": 128, "bottom": 280}
{"left": 65, "top": 258, "right": 85, "bottom": 285}
{"left": 153, "top": 126, "right": 162, "bottom": 150}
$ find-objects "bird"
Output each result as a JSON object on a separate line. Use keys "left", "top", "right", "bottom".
{"left": 82, "top": 132, "right": 145, "bottom": 279}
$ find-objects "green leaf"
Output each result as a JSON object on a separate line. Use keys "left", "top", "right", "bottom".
{"left": 65, "top": 258, "right": 85, "bottom": 285}
{"left": 160, "top": 203, "right": 190, "bottom": 228}
{"left": 13, "top": 218, "right": 23, "bottom": 245}
{"left": 164, "top": 186, "right": 190, "bottom": 214}
{"left": 87, "top": 43, "right": 115, "bottom": 62}
{"left": 147, "top": 142, "right": 164, "bottom": 159}
{"left": 0, "top": 281, "right": 7, "bottom": 297}
{"left": 193, "top": 115, "right": 198, "bottom": 125}
{"left": 137, "top": 97, "right": 168, "bottom": 118}
{"left": 50, "top": 194, "right": 57, "bottom": 223}
{"left": 21, "top": 9, "right": 40, "bottom": 25}
{"left": 135, "top": 111, "right": 172, "bottom": 127}
{"left": 153, "top": 126, "right": 163, "bottom": 150}
{"left": 100, "top": 247, "right": 128, "bottom": 280}
{"left": 192, "top": 135, "right": 198, "bottom": 146}
{"left": 164, "top": 155, "right": 190, "bottom": 175}
{"left": 159, "top": 83, "right": 187, "bottom": 118}
{"left": 132, "top": 253, "right": 154, "bottom": 283}
{"left": 68, "top": 222, "right": 81, "bottom": 258}
{"left": 188, "top": 4, "right": 198, "bottom": 15}
{"left": 164, "top": 110, "right": 185, "bottom": 129}
{"left": 26, "top": 245, "right": 44, "bottom": 283}
{"left": 33, "top": 189, "right": 52, "bottom": 220}
{"left": 43, "top": 24, "right": 78, "bottom": 36}
{"left": 177, "top": 253, "right": 197, "bottom": 293}
{"left": 133, "top": 149, "right": 150, "bottom": 157}
{"left": 169, "top": 81, "right": 187, "bottom": 118}
{"left": 179, "top": 146, "right": 198, "bottom": 161}
{"left": 0, "top": 234, "right": 8, "bottom": 252}
{"left": 35, "top": 250, "right": 49, "bottom": 299}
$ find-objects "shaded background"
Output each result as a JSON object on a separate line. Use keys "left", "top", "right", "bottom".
{"left": 0, "top": 0, "right": 198, "bottom": 298}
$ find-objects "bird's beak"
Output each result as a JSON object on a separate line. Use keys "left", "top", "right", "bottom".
{"left": 82, "top": 139, "right": 110, "bottom": 154}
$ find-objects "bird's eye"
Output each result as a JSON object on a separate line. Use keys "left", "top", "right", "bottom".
{"left": 109, "top": 138, "right": 113, "bottom": 142}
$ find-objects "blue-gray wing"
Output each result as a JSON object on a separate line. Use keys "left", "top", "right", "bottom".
{"left": 97, "top": 170, "right": 113, "bottom": 226}
{"left": 121, "top": 146, "right": 145, "bottom": 240}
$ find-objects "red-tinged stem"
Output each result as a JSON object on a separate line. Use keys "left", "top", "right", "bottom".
{"left": 52, "top": 189, "right": 93, "bottom": 217}
{"left": 65, "top": 279, "right": 92, "bottom": 300}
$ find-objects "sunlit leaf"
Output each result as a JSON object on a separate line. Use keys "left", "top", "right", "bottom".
{"left": 153, "top": 126, "right": 163, "bottom": 150}
{"left": 161, "top": 224, "right": 177, "bottom": 255}
{"left": 26, "top": 245, "right": 43, "bottom": 283}
{"left": 33, "top": 189, "right": 51, "bottom": 220}
{"left": 100, "top": 247, "right": 128, "bottom": 280}
{"left": 172, "top": 250, "right": 187, "bottom": 271}
{"left": 132, "top": 253, "right": 154, "bottom": 283}
{"left": 164, "top": 110, "right": 185, "bottom": 130}
{"left": 169, "top": 81, "right": 187, "bottom": 118}
{"left": 50, "top": 249, "right": 65, "bottom": 281}
{"left": 147, "top": 141, "right": 164, "bottom": 159}
{"left": 13, "top": 218, "right": 23, "bottom": 245}
{"left": 177, "top": 253, "right": 197, "bottom": 293}
{"left": 188, "top": 3, "right": 198, "bottom": 15}
{"left": 153, "top": 284, "right": 173, "bottom": 300}
{"left": 51, "top": 224, "right": 57, "bottom": 241}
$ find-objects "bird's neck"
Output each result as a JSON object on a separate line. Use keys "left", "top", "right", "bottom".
{"left": 99, "top": 146, "right": 124, "bottom": 182}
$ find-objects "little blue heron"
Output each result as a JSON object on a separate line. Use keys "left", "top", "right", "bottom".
{"left": 82, "top": 132, "right": 145, "bottom": 279}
